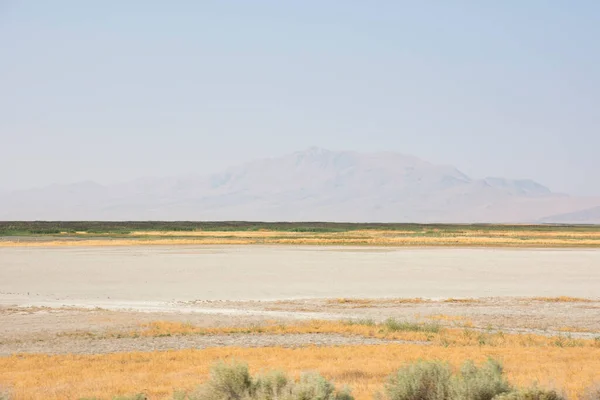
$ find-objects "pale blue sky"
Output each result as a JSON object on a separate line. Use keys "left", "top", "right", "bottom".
{"left": 2, "top": 1, "right": 599, "bottom": 195}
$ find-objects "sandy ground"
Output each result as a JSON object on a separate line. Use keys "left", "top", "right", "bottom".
{"left": 1, "top": 246, "right": 599, "bottom": 356}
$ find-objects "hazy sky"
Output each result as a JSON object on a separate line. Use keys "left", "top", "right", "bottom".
{"left": 2, "top": 1, "right": 599, "bottom": 195}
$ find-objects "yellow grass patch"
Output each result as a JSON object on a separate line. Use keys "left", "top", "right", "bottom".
{"left": 443, "top": 298, "right": 481, "bottom": 304}
{"left": 2, "top": 228, "right": 600, "bottom": 247}
{"left": 531, "top": 296, "right": 593, "bottom": 303}
{"left": 2, "top": 345, "right": 600, "bottom": 400}
{"left": 326, "top": 298, "right": 429, "bottom": 307}
{"left": 327, "top": 298, "right": 376, "bottom": 306}
{"left": 95, "top": 320, "right": 599, "bottom": 349}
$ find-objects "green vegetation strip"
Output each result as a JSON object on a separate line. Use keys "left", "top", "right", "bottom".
{"left": 1, "top": 221, "right": 599, "bottom": 237}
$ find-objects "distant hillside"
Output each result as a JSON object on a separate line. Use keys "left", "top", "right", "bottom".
{"left": 539, "top": 206, "right": 600, "bottom": 224}
{"left": 0, "top": 147, "right": 598, "bottom": 222}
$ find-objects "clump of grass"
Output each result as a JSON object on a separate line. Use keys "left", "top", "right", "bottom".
{"left": 384, "top": 318, "right": 441, "bottom": 333}
{"left": 531, "top": 296, "right": 592, "bottom": 303}
{"left": 493, "top": 388, "right": 565, "bottom": 400}
{"left": 381, "top": 358, "right": 511, "bottom": 400}
{"left": 181, "top": 360, "right": 353, "bottom": 400}
{"left": 328, "top": 299, "right": 375, "bottom": 306}
{"left": 382, "top": 360, "right": 453, "bottom": 400}
{"left": 343, "top": 318, "right": 376, "bottom": 327}
{"left": 443, "top": 298, "right": 480, "bottom": 304}
{"left": 391, "top": 298, "right": 430, "bottom": 304}
{"left": 453, "top": 359, "right": 511, "bottom": 399}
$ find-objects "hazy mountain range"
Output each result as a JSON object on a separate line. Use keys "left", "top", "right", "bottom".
{"left": 1, "top": 147, "right": 599, "bottom": 223}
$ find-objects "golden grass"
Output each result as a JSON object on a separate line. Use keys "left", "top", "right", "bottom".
{"left": 2, "top": 228, "right": 600, "bottom": 247}
{"left": 96, "top": 320, "right": 599, "bottom": 349}
{"left": 2, "top": 344, "right": 600, "bottom": 400}
{"left": 443, "top": 298, "right": 481, "bottom": 304}
{"left": 531, "top": 296, "right": 593, "bottom": 303}
{"left": 326, "top": 298, "right": 429, "bottom": 307}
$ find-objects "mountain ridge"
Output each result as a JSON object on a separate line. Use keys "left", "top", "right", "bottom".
{"left": 0, "top": 148, "right": 598, "bottom": 223}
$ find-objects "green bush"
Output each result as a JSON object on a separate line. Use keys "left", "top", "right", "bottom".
{"left": 453, "top": 359, "right": 511, "bottom": 400}
{"left": 182, "top": 361, "right": 353, "bottom": 400}
{"left": 382, "top": 359, "right": 511, "bottom": 400}
{"left": 383, "top": 360, "right": 453, "bottom": 400}
{"left": 188, "top": 361, "right": 254, "bottom": 400}
{"left": 286, "top": 372, "right": 353, "bottom": 400}
{"left": 492, "top": 388, "right": 565, "bottom": 400}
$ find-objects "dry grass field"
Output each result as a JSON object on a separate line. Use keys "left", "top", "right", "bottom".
{"left": 2, "top": 225, "right": 600, "bottom": 247}
{"left": 104, "top": 320, "right": 600, "bottom": 348}
{"left": 2, "top": 344, "right": 600, "bottom": 400}
{"left": 2, "top": 316, "right": 600, "bottom": 399}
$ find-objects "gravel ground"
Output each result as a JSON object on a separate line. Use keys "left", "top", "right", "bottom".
{"left": 1, "top": 297, "right": 599, "bottom": 355}
{"left": 0, "top": 333, "right": 413, "bottom": 356}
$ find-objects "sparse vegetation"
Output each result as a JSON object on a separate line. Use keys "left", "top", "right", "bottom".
{"left": 173, "top": 361, "right": 352, "bottom": 400}
{"left": 3, "top": 343, "right": 600, "bottom": 400}
{"left": 454, "top": 359, "right": 512, "bottom": 400}
{"left": 1, "top": 222, "right": 599, "bottom": 247}
{"left": 530, "top": 297, "right": 593, "bottom": 303}
{"left": 42, "top": 359, "right": 594, "bottom": 400}
{"left": 94, "top": 320, "right": 597, "bottom": 349}
{"left": 493, "top": 389, "right": 565, "bottom": 400}
{"left": 343, "top": 319, "right": 376, "bottom": 327}
{"left": 381, "top": 359, "right": 511, "bottom": 400}
{"left": 2, "top": 221, "right": 599, "bottom": 236}
{"left": 382, "top": 360, "right": 453, "bottom": 400}
{"left": 383, "top": 318, "right": 441, "bottom": 334}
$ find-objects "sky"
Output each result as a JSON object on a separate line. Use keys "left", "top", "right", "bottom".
{"left": 1, "top": 1, "right": 599, "bottom": 195}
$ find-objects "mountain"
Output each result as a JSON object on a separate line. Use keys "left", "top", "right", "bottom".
{"left": 1, "top": 147, "right": 598, "bottom": 222}
{"left": 539, "top": 206, "right": 600, "bottom": 224}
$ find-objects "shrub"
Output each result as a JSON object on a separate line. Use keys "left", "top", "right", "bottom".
{"left": 288, "top": 372, "right": 353, "bottom": 400}
{"left": 383, "top": 360, "right": 453, "bottom": 400}
{"left": 382, "top": 359, "right": 511, "bottom": 400}
{"left": 492, "top": 388, "right": 565, "bottom": 400}
{"left": 189, "top": 361, "right": 254, "bottom": 400}
{"left": 253, "top": 370, "right": 290, "bottom": 400}
{"left": 184, "top": 361, "right": 353, "bottom": 400}
{"left": 452, "top": 359, "right": 511, "bottom": 400}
